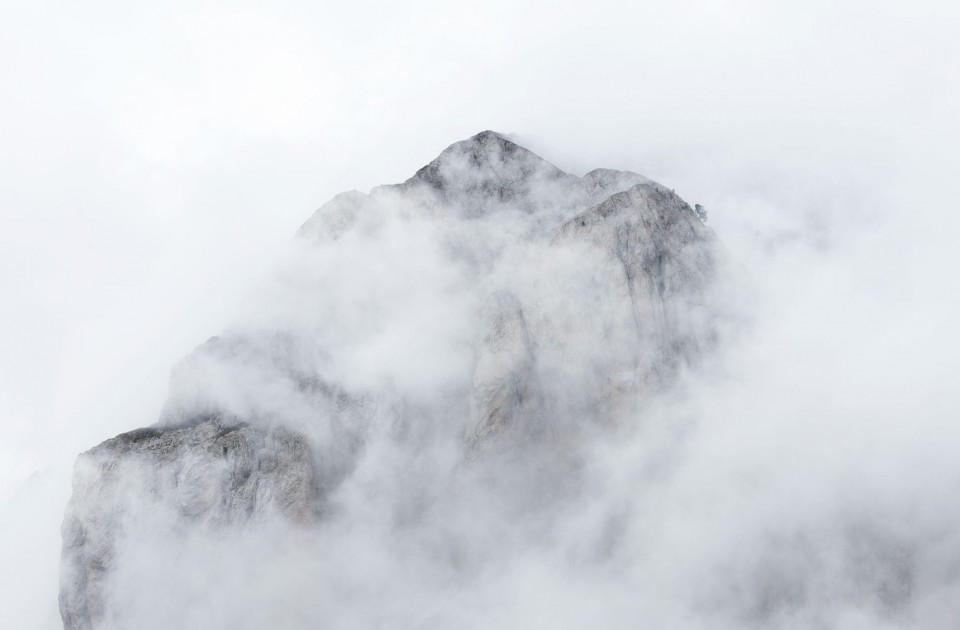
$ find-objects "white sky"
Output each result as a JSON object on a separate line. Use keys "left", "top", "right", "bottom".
{"left": 0, "top": 1, "right": 958, "bottom": 625}
{"left": 2, "top": 0, "right": 958, "bottom": 494}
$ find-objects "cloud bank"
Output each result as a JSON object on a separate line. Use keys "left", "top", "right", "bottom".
{"left": 1, "top": 1, "right": 958, "bottom": 628}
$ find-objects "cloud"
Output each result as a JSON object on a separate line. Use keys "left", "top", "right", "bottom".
{"left": 1, "top": 1, "right": 958, "bottom": 628}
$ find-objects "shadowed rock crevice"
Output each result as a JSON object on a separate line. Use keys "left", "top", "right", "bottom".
{"left": 471, "top": 292, "right": 548, "bottom": 442}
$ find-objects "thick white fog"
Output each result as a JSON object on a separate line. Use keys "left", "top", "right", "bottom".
{"left": 2, "top": 1, "right": 959, "bottom": 628}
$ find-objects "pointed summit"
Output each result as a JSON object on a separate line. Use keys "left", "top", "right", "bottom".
{"left": 466, "top": 129, "right": 512, "bottom": 145}
{"left": 396, "top": 130, "right": 575, "bottom": 215}
{"left": 416, "top": 130, "right": 564, "bottom": 179}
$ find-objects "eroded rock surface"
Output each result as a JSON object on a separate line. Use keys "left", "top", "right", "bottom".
{"left": 59, "top": 417, "right": 314, "bottom": 630}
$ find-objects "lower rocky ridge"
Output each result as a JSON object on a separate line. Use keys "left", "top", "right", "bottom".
{"left": 59, "top": 416, "right": 314, "bottom": 630}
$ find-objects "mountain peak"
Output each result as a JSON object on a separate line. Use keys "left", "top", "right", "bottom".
{"left": 300, "top": 132, "right": 679, "bottom": 237}
{"left": 61, "top": 132, "right": 729, "bottom": 630}
{"left": 397, "top": 130, "right": 571, "bottom": 211}
{"left": 468, "top": 129, "right": 508, "bottom": 143}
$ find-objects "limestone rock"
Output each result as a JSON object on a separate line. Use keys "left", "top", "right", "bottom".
{"left": 59, "top": 416, "right": 314, "bottom": 630}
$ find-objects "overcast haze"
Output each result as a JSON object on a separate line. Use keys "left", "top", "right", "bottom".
{"left": 2, "top": 1, "right": 959, "bottom": 628}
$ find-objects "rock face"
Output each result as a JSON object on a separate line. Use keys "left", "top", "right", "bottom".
{"left": 558, "top": 181, "right": 717, "bottom": 380}
{"left": 60, "top": 417, "right": 314, "bottom": 629}
{"left": 293, "top": 132, "right": 721, "bottom": 433}
{"left": 471, "top": 292, "right": 546, "bottom": 440}
{"left": 59, "top": 131, "right": 726, "bottom": 629}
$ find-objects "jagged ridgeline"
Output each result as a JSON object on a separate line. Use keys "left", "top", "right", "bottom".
{"left": 60, "top": 132, "right": 730, "bottom": 629}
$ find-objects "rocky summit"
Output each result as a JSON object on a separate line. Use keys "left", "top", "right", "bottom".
{"left": 59, "top": 132, "right": 728, "bottom": 629}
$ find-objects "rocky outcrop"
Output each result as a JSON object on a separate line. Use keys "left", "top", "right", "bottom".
{"left": 59, "top": 417, "right": 314, "bottom": 630}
